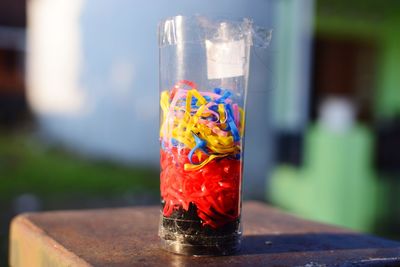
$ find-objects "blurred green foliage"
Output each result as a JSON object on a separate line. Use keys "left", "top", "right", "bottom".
{"left": 0, "top": 131, "right": 159, "bottom": 200}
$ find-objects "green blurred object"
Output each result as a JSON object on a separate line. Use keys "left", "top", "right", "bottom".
{"left": 269, "top": 123, "right": 378, "bottom": 231}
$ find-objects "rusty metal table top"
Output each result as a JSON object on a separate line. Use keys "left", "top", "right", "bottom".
{"left": 9, "top": 201, "right": 400, "bottom": 267}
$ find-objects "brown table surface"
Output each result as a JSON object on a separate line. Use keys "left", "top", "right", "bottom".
{"left": 9, "top": 201, "right": 400, "bottom": 267}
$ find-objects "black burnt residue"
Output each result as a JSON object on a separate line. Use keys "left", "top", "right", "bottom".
{"left": 160, "top": 202, "right": 241, "bottom": 255}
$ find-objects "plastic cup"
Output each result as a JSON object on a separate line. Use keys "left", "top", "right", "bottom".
{"left": 158, "top": 15, "right": 269, "bottom": 256}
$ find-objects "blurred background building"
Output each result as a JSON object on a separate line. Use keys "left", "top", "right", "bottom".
{"left": 0, "top": 0, "right": 26, "bottom": 125}
{"left": 269, "top": 0, "right": 400, "bottom": 240}
{"left": 1, "top": 0, "right": 400, "bottom": 265}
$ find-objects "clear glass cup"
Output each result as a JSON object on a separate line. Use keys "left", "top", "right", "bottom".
{"left": 158, "top": 15, "right": 270, "bottom": 256}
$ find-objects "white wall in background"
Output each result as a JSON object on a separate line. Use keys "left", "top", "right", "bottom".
{"left": 28, "top": 0, "right": 85, "bottom": 114}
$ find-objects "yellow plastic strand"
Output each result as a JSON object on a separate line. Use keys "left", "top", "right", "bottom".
{"left": 239, "top": 107, "right": 245, "bottom": 135}
{"left": 160, "top": 91, "right": 170, "bottom": 138}
{"left": 218, "top": 104, "right": 226, "bottom": 123}
{"left": 186, "top": 90, "right": 193, "bottom": 114}
{"left": 184, "top": 154, "right": 227, "bottom": 171}
{"left": 190, "top": 89, "right": 207, "bottom": 105}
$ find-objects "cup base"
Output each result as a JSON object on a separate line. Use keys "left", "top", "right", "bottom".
{"left": 160, "top": 235, "right": 241, "bottom": 256}
{"left": 158, "top": 206, "right": 242, "bottom": 256}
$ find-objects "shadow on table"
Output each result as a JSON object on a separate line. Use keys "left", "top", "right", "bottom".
{"left": 240, "top": 232, "right": 400, "bottom": 255}
{"left": 166, "top": 233, "right": 400, "bottom": 267}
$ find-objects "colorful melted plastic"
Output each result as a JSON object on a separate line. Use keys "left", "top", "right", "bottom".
{"left": 160, "top": 80, "right": 244, "bottom": 229}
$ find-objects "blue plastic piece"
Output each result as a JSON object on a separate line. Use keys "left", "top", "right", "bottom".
{"left": 229, "top": 120, "right": 240, "bottom": 142}
{"left": 225, "top": 104, "right": 240, "bottom": 141}
{"left": 213, "top": 88, "right": 222, "bottom": 95}
{"left": 171, "top": 138, "right": 179, "bottom": 146}
{"left": 209, "top": 105, "right": 218, "bottom": 112}
{"left": 188, "top": 132, "right": 208, "bottom": 164}
{"left": 216, "top": 90, "right": 232, "bottom": 104}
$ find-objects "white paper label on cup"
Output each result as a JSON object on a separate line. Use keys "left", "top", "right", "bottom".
{"left": 206, "top": 39, "right": 245, "bottom": 79}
